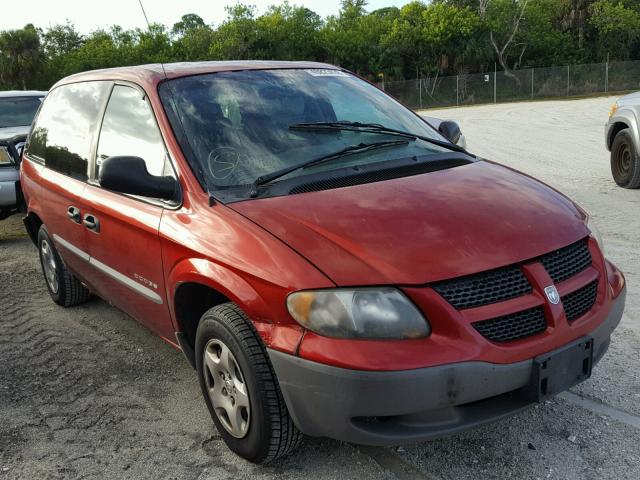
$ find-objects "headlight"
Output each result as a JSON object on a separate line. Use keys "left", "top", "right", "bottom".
{"left": 609, "top": 102, "right": 618, "bottom": 118}
{"left": 0, "top": 146, "right": 13, "bottom": 166}
{"left": 287, "top": 287, "right": 430, "bottom": 339}
{"left": 587, "top": 216, "right": 605, "bottom": 254}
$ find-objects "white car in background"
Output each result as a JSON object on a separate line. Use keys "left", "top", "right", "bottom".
{"left": 606, "top": 92, "right": 640, "bottom": 189}
{"left": 0, "top": 91, "right": 46, "bottom": 219}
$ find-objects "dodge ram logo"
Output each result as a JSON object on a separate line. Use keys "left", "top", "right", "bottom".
{"left": 544, "top": 285, "right": 560, "bottom": 305}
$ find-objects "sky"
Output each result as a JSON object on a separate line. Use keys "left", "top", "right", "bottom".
{"left": 2, "top": 0, "right": 413, "bottom": 33}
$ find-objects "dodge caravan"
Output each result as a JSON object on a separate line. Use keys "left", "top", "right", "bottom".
{"left": 20, "top": 62, "right": 626, "bottom": 463}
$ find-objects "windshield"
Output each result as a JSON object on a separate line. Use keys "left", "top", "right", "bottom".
{"left": 160, "top": 69, "right": 452, "bottom": 196}
{"left": 0, "top": 96, "right": 42, "bottom": 128}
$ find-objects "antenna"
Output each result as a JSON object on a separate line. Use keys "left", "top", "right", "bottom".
{"left": 137, "top": 0, "right": 168, "bottom": 78}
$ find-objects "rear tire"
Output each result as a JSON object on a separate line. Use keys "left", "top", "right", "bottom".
{"left": 37, "top": 226, "right": 91, "bottom": 307}
{"left": 195, "top": 303, "right": 302, "bottom": 463}
{"left": 611, "top": 129, "right": 640, "bottom": 189}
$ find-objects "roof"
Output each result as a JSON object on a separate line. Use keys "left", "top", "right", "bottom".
{"left": 0, "top": 90, "right": 47, "bottom": 98}
{"left": 53, "top": 61, "right": 341, "bottom": 90}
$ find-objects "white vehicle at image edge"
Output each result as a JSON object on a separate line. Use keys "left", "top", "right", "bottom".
{"left": 0, "top": 91, "right": 46, "bottom": 219}
{"left": 605, "top": 92, "right": 640, "bottom": 189}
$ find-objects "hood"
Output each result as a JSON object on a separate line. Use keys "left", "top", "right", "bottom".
{"left": 619, "top": 91, "right": 640, "bottom": 105}
{"left": 231, "top": 161, "right": 589, "bottom": 286}
{"left": 0, "top": 126, "right": 29, "bottom": 141}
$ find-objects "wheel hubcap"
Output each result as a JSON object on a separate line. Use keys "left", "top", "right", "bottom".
{"left": 40, "top": 239, "right": 58, "bottom": 294}
{"left": 617, "top": 144, "right": 631, "bottom": 175}
{"left": 203, "top": 339, "right": 250, "bottom": 438}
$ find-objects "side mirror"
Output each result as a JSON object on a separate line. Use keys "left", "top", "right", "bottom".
{"left": 438, "top": 120, "right": 462, "bottom": 145}
{"left": 99, "top": 156, "right": 178, "bottom": 201}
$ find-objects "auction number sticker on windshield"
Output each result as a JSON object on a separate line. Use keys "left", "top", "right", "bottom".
{"left": 305, "top": 69, "right": 348, "bottom": 77}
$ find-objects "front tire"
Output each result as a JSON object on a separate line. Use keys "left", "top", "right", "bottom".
{"left": 195, "top": 303, "right": 302, "bottom": 463}
{"left": 611, "top": 128, "right": 640, "bottom": 189}
{"left": 37, "top": 226, "right": 91, "bottom": 307}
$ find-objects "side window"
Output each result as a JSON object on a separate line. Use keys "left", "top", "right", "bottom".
{"left": 97, "top": 85, "right": 168, "bottom": 178}
{"left": 26, "top": 82, "right": 111, "bottom": 181}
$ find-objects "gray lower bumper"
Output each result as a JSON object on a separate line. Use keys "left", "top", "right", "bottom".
{"left": 268, "top": 287, "right": 626, "bottom": 445}
{"left": 0, "top": 179, "right": 18, "bottom": 209}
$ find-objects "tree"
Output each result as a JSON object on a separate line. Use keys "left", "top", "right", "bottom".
{"left": 42, "top": 22, "right": 83, "bottom": 58}
{"left": 590, "top": 0, "right": 640, "bottom": 59}
{"left": 255, "top": 3, "right": 324, "bottom": 60}
{"left": 322, "top": 1, "right": 398, "bottom": 77}
{"left": 172, "top": 13, "right": 207, "bottom": 37}
{"left": 0, "top": 24, "right": 43, "bottom": 89}
{"left": 478, "top": 0, "right": 530, "bottom": 81}
{"left": 2, "top": 0, "right": 640, "bottom": 91}
{"left": 384, "top": 1, "right": 480, "bottom": 77}
{"left": 209, "top": 4, "right": 258, "bottom": 60}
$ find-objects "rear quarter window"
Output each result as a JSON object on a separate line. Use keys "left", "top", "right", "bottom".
{"left": 26, "top": 81, "right": 111, "bottom": 181}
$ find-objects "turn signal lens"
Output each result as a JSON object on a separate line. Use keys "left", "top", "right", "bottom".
{"left": 609, "top": 102, "right": 618, "bottom": 118}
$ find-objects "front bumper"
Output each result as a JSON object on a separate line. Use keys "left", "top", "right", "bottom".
{"left": 268, "top": 286, "right": 625, "bottom": 445}
{"left": 0, "top": 176, "right": 19, "bottom": 208}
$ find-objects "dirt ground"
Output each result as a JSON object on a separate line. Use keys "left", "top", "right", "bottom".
{"left": 1, "top": 96, "right": 639, "bottom": 479}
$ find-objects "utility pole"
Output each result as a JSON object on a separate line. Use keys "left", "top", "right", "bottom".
{"left": 456, "top": 75, "right": 459, "bottom": 106}
{"left": 567, "top": 65, "right": 570, "bottom": 96}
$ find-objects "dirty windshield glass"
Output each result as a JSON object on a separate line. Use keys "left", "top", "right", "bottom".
{"left": 160, "top": 69, "right": 450, "bottom": 194}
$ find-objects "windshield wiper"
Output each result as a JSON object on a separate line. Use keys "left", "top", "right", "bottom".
{"left": 249, "top": 139, "right": 411, "bottom": 197}
{"left": 290, "top": 121, "right": 468, "bottom": 154}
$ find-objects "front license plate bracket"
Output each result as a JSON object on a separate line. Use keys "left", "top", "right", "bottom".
{"left": 529, "top": 336, "right": 594, "bottom": 402}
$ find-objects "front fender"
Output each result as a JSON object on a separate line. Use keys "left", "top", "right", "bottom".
{"left": 165, "top": 257, "right": 305, "bottom": 354}
{"left": 607, "top": 108, "right": 639, "bottom": 150}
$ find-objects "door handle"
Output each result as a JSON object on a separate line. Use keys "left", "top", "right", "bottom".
{"left": 83, "top": 214, "right": 100, "bottom": 233}
{"left": 67, "top": 206, "right": 81, "bottom": 223}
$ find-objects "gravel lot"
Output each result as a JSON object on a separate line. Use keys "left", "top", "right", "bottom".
{"left": 1, "top": 96, "right": 639, "bottom": 479}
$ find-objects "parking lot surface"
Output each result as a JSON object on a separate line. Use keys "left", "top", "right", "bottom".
{"left": 1, "top": 95, "right": 639, "bottom": 479}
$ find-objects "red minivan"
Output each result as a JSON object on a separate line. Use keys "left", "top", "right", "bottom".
{"left": 20, "top": 62, "right": 626, "bottom": 463}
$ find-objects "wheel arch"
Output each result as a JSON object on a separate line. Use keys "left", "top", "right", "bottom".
{"left": 167, "top": 258, "right": 304, "bottom": 368}
{"left": 608, "top": 109, "right": 639, "bottom": 150}
{"left": 23, "top": 211, "right": 43, "bottom": 245}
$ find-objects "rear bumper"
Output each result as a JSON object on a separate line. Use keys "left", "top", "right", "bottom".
{"left": 268, "top": 286, "right": 625, "bottom": 445}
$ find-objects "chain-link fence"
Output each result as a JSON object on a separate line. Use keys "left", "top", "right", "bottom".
{"left": 381, "top": 60, "right": 640, "bottom": 109}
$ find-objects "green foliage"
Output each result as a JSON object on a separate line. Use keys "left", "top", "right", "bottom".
{"left": 0, "top": 0, "right": 638, "bottom": 90}
{"left": 322, "top": 2, "right": 398, "bottom": 75}
{"left": 0, "top": 24, "right": 42, "bottom": 89}
{"left": 590, "top": 0, "right": 640, "bottom": 59}
{"left": 384, "top": 1, "right": 481, "bottom": 77}
{"left": 256, "top": 3, "right": 324, "bottom": 60}
{"left": 172, "top": 14, "right": 206, "bottom": 36}
{"left": 209, "top": 4, "right": 259, "bottom": 60}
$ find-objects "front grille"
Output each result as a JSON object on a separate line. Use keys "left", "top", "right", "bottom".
{"left": 473, "top": 307, "right": 547, "bottom": 342}
{"left": 539, "top": 240, "right": 592, "bottom": 284}
{"left": 562, "top": 280, "right": 598, "bottom": 322}
{"left": 432, "top": 266, "right": 531, "bottom": 310}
